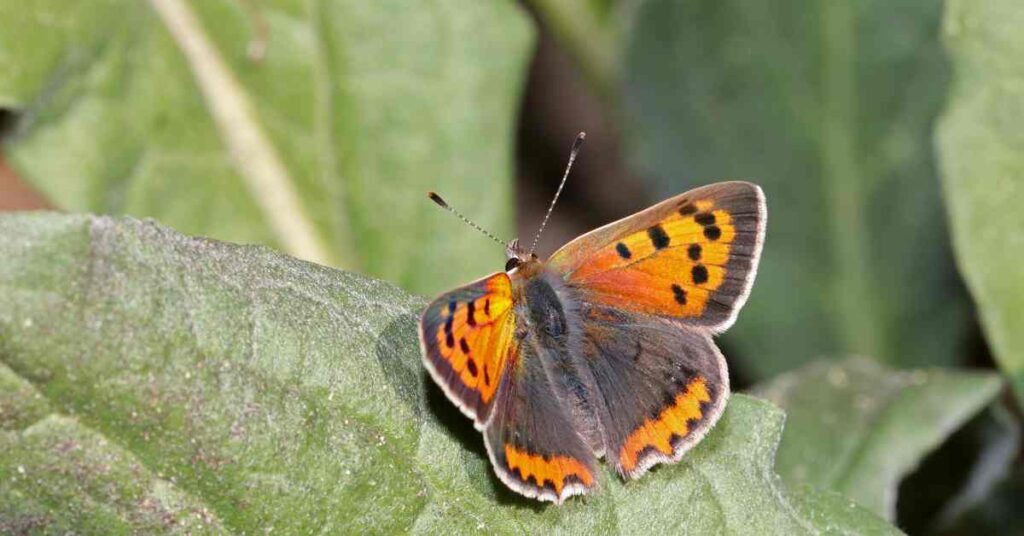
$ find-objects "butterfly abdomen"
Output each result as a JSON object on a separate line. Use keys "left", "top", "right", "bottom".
{"left": 511, "top": 268, "right": 607, "bottom": 454}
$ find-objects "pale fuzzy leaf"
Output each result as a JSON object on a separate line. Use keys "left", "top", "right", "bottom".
{"left": 938, "top": 0, "right": 1024, "bottom": 407}
{"left": 755, "top": 358, "right": 1002, "bottom": 520}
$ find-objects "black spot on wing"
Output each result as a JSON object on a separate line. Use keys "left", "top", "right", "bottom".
{"left": 467, "top": 301, "right": 477, "bottom": 326}
{"left": 692, "top": 265, "right": 709, "bottom": 285}
{"left": 466, "top": 356, "right": 478, "bottom": 376}
{"left": 695, "top": 212, "right": 716, "bottom": 226}
{"left": 671, "top": 284, "right": 687, "bottom": 305}
{"left": 459, "top": 337, "right": 471, "bottom": 354}
{"left": 679, "top": 203, "right": 697, "bottom": 216}
{"left": 444, "top": 315, "right": 455, "bottom": 348}
{"left": 647, "top": 225, "right": 670, "bottom": 249}
{"left": 704, "top": 226, "right": 721, "bottom": 241}
{"left": 616, "top": 242, "right": 632, "bottom": 259}
{"left": 688, "top": 243, "right": 702, "bottom": 261}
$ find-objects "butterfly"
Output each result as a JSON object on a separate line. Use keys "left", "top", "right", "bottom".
{"left": 419, "top": 133, "right": 766, "bottom": 504}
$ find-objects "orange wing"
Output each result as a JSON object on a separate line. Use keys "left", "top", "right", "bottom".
{"left": 548, "top": 181, "right": 765, "bottom": 332}
{"left": 419, "top": 272, "right": 516, "bottom": 429}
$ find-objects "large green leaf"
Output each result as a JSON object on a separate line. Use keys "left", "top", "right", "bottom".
{"left": 620, "top": 0, "right": 971, "bottom": 378}
{"left": 938, "top": 0, "right": 1024, "bottom": 407}
{"left": 0, "top": 0, "right": 531, "bottom": 295}
{"left": 754, "top": 358, "right": 1002, "bottom": 520}
{"left": 0, "top": 213, "right": 899, "bottom": 533}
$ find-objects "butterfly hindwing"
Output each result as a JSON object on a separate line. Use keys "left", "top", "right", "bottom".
{"left": 578, "top": 304, "right": 729, "bottom": 478}
{"left": 484, "top": 338, "right": 598, "bottom": 504}
{"left": 419, "top": 272, "right": 515, "bottom": 429}
{"left": 548, "top": 181, "right": 765, "bottom": 332}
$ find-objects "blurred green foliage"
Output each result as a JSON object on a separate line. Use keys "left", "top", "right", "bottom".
{"left": 0, "top": 0, "right": 531, "bottom": 295}
{"left": 938, "top": 0, "right": 1024, "bottom": 408}
{"left": 754, "top": 358, "right": 1001, "bottom": 521}
{"left": 621, "top": 0, "right": 970, "bottom": 379}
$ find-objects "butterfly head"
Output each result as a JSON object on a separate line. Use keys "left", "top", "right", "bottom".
{"left": 505, "top": 238, "right": 539, "bottom": 273}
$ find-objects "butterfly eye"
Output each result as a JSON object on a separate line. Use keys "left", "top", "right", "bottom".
{"left": 505, "top": 258, "right": 522, "bottom": 271}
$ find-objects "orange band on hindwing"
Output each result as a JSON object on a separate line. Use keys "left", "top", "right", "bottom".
{"left": 504, "top": 445, "right": 595, "bottom": 496}
{"left": 618, "top": 376, "right": 712, "bottom": 473}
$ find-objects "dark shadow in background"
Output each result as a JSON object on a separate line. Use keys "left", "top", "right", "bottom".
{"left": 899, "top": 402, "right": 1023, "bottom": 536}
{"left": 0, "top": 109, "right": 17, "bottom": 140}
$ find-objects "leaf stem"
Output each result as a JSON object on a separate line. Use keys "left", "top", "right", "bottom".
{"left": 821, "top": 2, "right": 883, "bottom": 358}
{"left": 149, "top": 0, "right": 340, "bottom": 268}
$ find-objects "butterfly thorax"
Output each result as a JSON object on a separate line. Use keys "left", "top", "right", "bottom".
{"left": 509, "top": 261, "right": 570, "bottom": 340}
{"left": 505, "top": 240, "right": 568, "bottom": 338}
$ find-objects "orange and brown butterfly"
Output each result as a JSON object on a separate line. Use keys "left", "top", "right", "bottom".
{"left": 419, "top": 133, "right": 766, "bottom": 504}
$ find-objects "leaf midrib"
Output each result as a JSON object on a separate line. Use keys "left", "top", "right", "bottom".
{"left": 148, "top": 0, "right": 340, "bottom": 268}
{"left": 821, "top": 2, "right": 884, "bottom": 361}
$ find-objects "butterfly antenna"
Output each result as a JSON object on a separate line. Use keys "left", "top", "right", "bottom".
{"left": 529, "top": 131, "right": 586, "bottom": 256}
{"left": 428, "top": 192, "right": 506, "bottom": 246}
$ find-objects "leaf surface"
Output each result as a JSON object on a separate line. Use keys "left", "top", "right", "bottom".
{"left": 938, "top": 0, "right": 1024, "bottom": 407}
{"left": 755, "top": 358, "right": 1001, "bottom": 520}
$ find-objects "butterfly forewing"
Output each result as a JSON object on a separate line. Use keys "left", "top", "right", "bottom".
{"left": 419, "top": 272, "right": 515, "bottom": 428}
{"left": 548, "top": 181, "right": 765, "bottom": 332}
